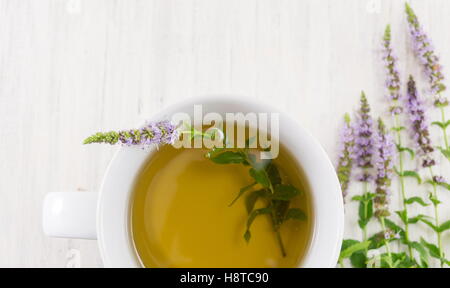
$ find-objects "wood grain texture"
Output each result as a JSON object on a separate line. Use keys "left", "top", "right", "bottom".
{"left": 0, "top": 0, "right": 449, "bottom": 267}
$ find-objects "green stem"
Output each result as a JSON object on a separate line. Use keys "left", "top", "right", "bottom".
{"left": 275, "top": 229, "right": 287, "bottom": 258}
{"left": 428, "top": 166, "right": 444, "bottom": 267}
{"left": 380, "top": 217, "right": 393, "bottom": 268}
{"left": 339, "top": 258, "right": 345, "bottom": 268}
{"left": 394, "top": 113, "right": 413, "bottom": 258}
{"left": 439, "top": 106, "right": 449, "bottom": 150}
{"left": 362, "top": 181, "right": 369, "bottom": 254}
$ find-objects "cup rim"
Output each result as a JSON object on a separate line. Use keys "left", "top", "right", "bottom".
{"left": 96, "top": 95, "right": 344, "bottom": 268}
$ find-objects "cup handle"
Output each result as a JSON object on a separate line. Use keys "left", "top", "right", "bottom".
{"left": 43, "top": 192, "right": 98, "bottom": 240}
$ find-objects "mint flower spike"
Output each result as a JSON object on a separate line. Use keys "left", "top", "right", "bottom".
{"left": 354, "top": 92, "right": 374, "bottom": 182}
{"left": 352, "top": 91, "right": 375, "bottom": 256}
{"left": 374, "top": 119, "right": 396, "bottom": 268}
{"left": 374, "top": 118, "right": 395, "bottom": 218}
{"left": 405, "top": 3, "right": 447, "bottom": 106}
{"left": 336, "top": 113, "right": 354, "bottom": 202}
{"left": 83, "top": 120, "right": 178, "bottom": 146}
{"left": 382, "top": 24, "right": 402, "bottom": 115}
{"left": 406, "top": 3, "right": 450, "bottom": 154}
{"left": 405, "top": 76, "right": 435, "bottom": 168}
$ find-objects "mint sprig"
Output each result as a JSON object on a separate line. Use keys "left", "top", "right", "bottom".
{"left": 207, "top": 148, "right": 306, "bottom": 257}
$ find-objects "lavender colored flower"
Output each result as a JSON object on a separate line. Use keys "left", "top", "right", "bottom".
{"left": 405, "top": 76, "right": 435, "bottom": 167}
{"left": 336, "top": 113, "right": 354, "bottom": 200}
{"left": 406, "top": 3, "right": 448, "bottom": 106}
{"left": 83, "top": 120, "right": 179, "bottom": 146}
{"left": 433, "top": 175, "right": 447, "bottom": 185}
{"left": 354, "top": 92, "right": 374, "bottom": 182}
{"left": 382, "top": 25, "right": 402, "bottom": 114}
{"left": 374, "top": 119, "right": 395, "bottom": 218}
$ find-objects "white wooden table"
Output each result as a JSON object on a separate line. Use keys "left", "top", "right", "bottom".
{"left": 1, "top": 0, "right": 449, "bottom": 267}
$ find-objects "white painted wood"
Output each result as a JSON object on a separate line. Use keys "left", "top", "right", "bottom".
{"left": 1, "top": 0, "right": 449, "bottom": 267}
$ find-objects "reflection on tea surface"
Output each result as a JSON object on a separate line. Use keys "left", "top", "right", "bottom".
{"left": 131, "top": 145, "right": 311, "bottom": 268}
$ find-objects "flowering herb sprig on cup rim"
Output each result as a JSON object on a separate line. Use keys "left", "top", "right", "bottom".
{"left": 352, "top": 92, "right": 375, "bottom": 249}
{"left": 83, "top": 120, "right": 179, "bottom": 146}
{"left": 405, "top": 76, "right": 450, "bottom": 267}
{"left": 405, "top": 3, "right": 450, "bottom": 156}
{"left": 374, "top": 118, "right": 395, "bottom": 267}
{"left": 336, "top": 113, "right": 354, "bottom": 202}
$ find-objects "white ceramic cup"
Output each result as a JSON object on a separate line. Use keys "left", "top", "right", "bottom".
{"left": 42, "top": 96, "right": 344, "bottom": 268}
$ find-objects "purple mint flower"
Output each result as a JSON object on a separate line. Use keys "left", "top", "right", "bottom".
{"left": 405, "top": 76, "right": 435, "bottom": 167}
{"left": 433, "top": 175, "right": 447, "bottom": 184}
{"left": 354, "top": 92, "right": 374, "bottom": 182}
{"left": 382, "top": 25, "right": 402, "bottom": 114}
{"left": 83, "top": 120, "right": 179, "bottom": 146}
{"left": 336, "top": 113, "right": 354, "bottom": 200}
{"left": 374, "top": 119, "right": 395, "bottom": 218}
{"left": 406, "top": 3, "right": 448, "bottom": 106}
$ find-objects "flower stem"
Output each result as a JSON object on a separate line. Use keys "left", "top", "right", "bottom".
{"left": 394, "top": 113, "right": 413, "bottom": 258}
{"left": 439, "top": 105, "right": 449, "bottom": 150}
{"left": 362, "top": 181, "right": 369, "bottom": 254}
{"left": 428, "top": 166, "right": 444, "bottom": 267}
{"left": 380, "top": 216, "right": 393, "bottom": 268}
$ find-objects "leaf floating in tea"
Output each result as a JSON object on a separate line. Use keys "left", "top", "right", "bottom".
{"left": 249, "top": 168, "right": 271, "bottom": 188}
{"left": 272, "top": 184, "right": 301, "bottom": 200}
{"left": 244, "top": 207, "right": 273, "bottom": 242}
{"left": 245, "top": 189, "right": 269, "bottom": 214}
{"left": 228, "top": 182, "right": 256, "bottom": 207}
{"left": 285, "top": 208, "right": 307, "bottom": 221}
{"left": 209, "top": 151, "right": 246, "bottom": 164}
{"left": 266, "top": 163, "right": 282, "bottom": 185}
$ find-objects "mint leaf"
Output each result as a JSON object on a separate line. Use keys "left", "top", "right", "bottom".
{"left": 244, "top": 207, "right": 272, "bottom": 242}
{"left": 438, "top": 220, "right": 450, "bottom": 233}
{"left": 339, "top": 240, "right": 371, "bottom": 259}
{"left": 420, "top": 218, "right": 438, "bottom": 232}
{"left": 265, "top": 163, "right": 281, "bottom": 185}
{"left": 410, "top": 241, "right": 429, "bottom": 268}
{"left": 402, "top": 170, "right": 422, "bottom": 184}
{"left": 210, "top": 151, "right": 246, "bottom": 164}
{"left": 284, "top": 208, "right": 307, "bottom": 221}
{"left": 249, "top": 168, "right": 271, "bottom": 188}
{"left": 405, "top": 196, "right": 429, "bottom": 207}
{"left": 272, "top": 200, "right": 290, "bottom": 228}
{"left": 272, "top": 184, "right": 301, "bottom": 200}
{"left": 437, "top": 146, "right": 450, "bottom": 161}
{"left": 245, "top": 189, "right": 269, "bottom": 214}
{"left": 358, "top": 194, "right": 373, "bottom": 229}
{"left": 396, "top": 144, "right": 415, "bottom": 160}
{"left": 229, "top": 182, "right": 256, "bottom": 207}
{"left": 396, "top": 210, "right": 408, "bottom": 225}
{"left": 420, "top": 238, "right": 441, "bottom": 259}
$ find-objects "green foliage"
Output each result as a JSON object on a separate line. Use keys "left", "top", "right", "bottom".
{"left": 404, "top": 197, "right": 429, "bottom": 207}
{"left": 209, "top": 151, "right": 246, "bottom": 164}
{"left": 394, "top": 167, "right": 422, "bottom": 184}
{"left": 396, "top": 144, "right": 415, "bottom": 159}
{"left": 208, "top": 144, "right": 305, "bottom": 257}
{"left": 355, "top": 193, "right": 374, "bottom": 229}
{"left": 437, "top": 146, "right": 450, "bottom": 161}
{"left": 228, "top": 182, "right": 256, "bottom": 207}
{"left": 339, "top": 240, "right": 371, "bottom": 260}
{"left": 431, "top": 120, "right": 450, "bottom": 130}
